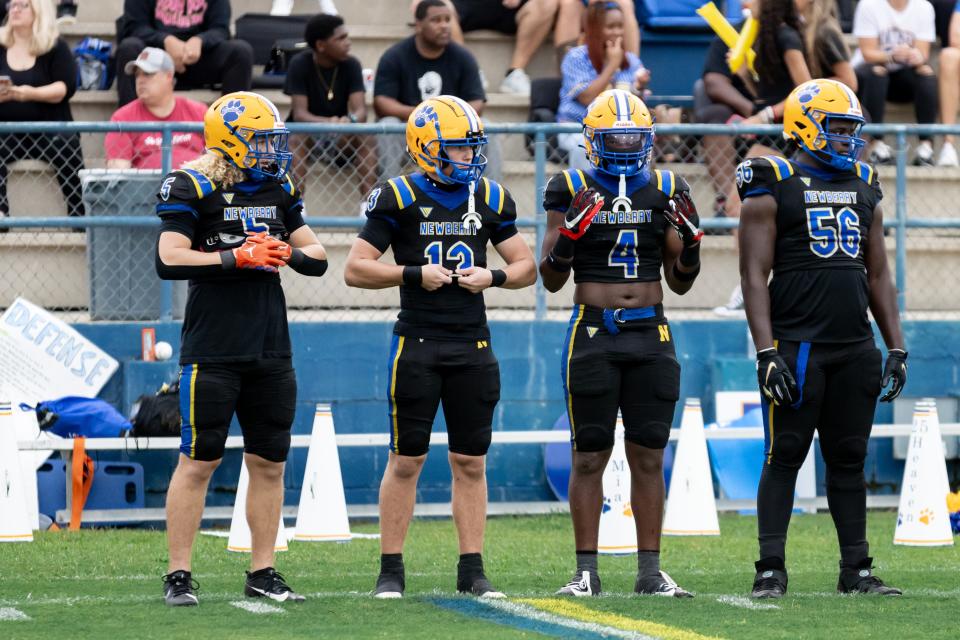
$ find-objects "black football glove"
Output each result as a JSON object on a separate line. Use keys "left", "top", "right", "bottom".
{"left": 880, "top": 348, "right": 908, "bottom": 402}
{"left": 558, "top": 187, "right": 604, "bottom": 241}
{"left": 757, "top": 348, "right": 798, "bottom": 406}
{"left": 663, "top": 191, "right": 703, "bottom": 247}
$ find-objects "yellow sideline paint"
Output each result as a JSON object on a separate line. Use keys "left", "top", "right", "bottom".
{"left": 517, "top": 598, "right": 722, "bottom": 640}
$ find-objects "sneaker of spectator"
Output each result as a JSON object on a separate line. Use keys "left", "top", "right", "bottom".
{"left": 937, "top": 140, "right": 960, "bottom": 167}
{"left": 713, "top": 285, "right": 745, "bottom": 318}
{"left": 55, "top": 0, "right": 76, "bottom": 26}
{"left": 913, "top": 139, "right": 935, "bottom": 166}
{"left": 273, "top": 0, "right": 338, "bottom": 16}
{"left": 869, "top": 139, "right": 894, "bottom": 164}
{"left": 501, "top": 68, "right": 531, "bottom": 95}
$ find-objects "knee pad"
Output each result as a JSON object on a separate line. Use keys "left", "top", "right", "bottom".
{"left": 573, "top": 424, "right": 614, "bottom": 452}
{"left": 770, "top": 432, "right": 808, "bottom": 468}
{"left": 625, "top": 421, "right": 670, "bottom": 450}
{"left": 826, "top": 435, "right": 869, "bottom": 467}
{"left": 395, "top": 427, "right": 431, "bottom": 457}
{"left": 449, "top": 426, "right": 492, "bottom": 457}
{"left": 244, "top": 428, "right": 292, "bottom": 463}
{"left": 181, "top": 422, "right": 228, "bottom": 461}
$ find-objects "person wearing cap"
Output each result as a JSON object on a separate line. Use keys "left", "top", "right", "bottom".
{"left": 105, "top": 47, "right": 207, "bottom": 170}
{"left": 114, "top": 0, "right": 253, "bottom": 107}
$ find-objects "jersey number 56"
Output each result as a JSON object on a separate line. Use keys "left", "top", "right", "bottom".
{"left": 806, "top": 206, "right": 861, "bottom": 259}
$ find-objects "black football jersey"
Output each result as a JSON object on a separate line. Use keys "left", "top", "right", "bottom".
{"left": 542, "top": 168, "right": 686, "bottom": 284}
{"left": 736, "top": 155, "right": 883, "bottom": 343}
{"left": 156, "top": 168, "right": 306, "bottom": 363}
{"left": 358, "top": 173, "right": 519, "bottom": 341}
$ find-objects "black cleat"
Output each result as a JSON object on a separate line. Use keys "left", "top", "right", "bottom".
{"left": 752, "top": 564, "right": 788, "bottom": 599}
{"left": 557, "top": 570, "right": 602, "bottom": 597}
{"left": 163, "top": 570, "right": 199, "bottom": 607}
{"left": 635, "top": 571, "right": 693, "bottom": 598}
{"left": 457, "top": 574, "right": 505, "bottom": 598}
{"left": 837, "top": 558, "right": 902, "bottom": 596}
{"left": 374, "top": 571, "right": 405, "bottom": 599}
{"left": 244, "top": 568, "right": 305, "bottom": 602}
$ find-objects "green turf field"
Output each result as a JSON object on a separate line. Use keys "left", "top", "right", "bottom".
{"left": 1, "top": 512, "right": 956, "bottom": 639}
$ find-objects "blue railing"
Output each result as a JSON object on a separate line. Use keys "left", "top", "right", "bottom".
{"left": 1, "top": 120, "right": 956, "bottom": 317}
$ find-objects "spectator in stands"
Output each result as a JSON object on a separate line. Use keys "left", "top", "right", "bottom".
{"left": 0, "top": 0, "right": 85, "bottom": 221}
{"left": 796, "top": 0, "right": 857, "bottom": 90}
{"left": 710, "top": 0, "right": 812, "bottom": 315}
{"left": 554, "top": 0, "right": 639, "bottom": 64}
{"left": 410, "top": 0, "right": 560, "bottom": 96}
{"left": 556, "top": 0, "right": 646, "bottom": 171}
{"left": 0, "top": 0, "right": 75, "bottom": 26}
{"left": 115, "top": 0, "right": 253, "bottom": 107}
{"left": 104, "top": 48, "right": 206, "bottom": 170}
{"left": 285, "top": 13, "right": 377, "bottom": 200}
{"left": 374, "top": 0, "right": 486, "bottom": 179}
{"left": 937, "top": 1, "right": 960, "bottom": 166}
{"left": 851, "top": 0, "right": 938, "bottom": 165}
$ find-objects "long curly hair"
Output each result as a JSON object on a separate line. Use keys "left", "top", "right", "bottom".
{"left": 181, "top": 152, "right": 246, "bottom": 189}
{"left": 755, "top": 0, "right": 802, "bottom": 87}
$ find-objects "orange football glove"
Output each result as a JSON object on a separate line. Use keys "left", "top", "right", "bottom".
{"left": 231, "top": 232, "right": 291, "bottom": 271}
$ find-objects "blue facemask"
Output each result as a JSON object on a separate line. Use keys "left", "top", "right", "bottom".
{"left": 425, "top": 135, "right": 489, "bottom": 185}
{"left": 231, "top": 126, "right": 293, "bottom": 182}
{"left": 800, "top": 110, "right": 866, "bottom": 171}
{"left": 587, "top": 127, "right": 654, "bottom": 177}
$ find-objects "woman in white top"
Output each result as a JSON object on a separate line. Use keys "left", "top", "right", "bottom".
{"left": 851, "top": 0, "right": 937, "bottom": 165}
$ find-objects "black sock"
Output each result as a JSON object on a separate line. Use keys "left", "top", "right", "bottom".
{"left": 637, "top": 550, "right": 660, "bottom": 578}
{"left": 575, "top": 550, "right": 598, "bottom": 574}
{"left": 457, "top": 552, "right": 484, "bottom": 578}
{"left": 380, "top": 553, "right": 404, "bottom": 575}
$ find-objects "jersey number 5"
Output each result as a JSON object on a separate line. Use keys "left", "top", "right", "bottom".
{"left": 608, "top": 229, "right": 638, "bottom": 278}
{"left": 425, "top": 240, "right": 475, "bottom": 269}
{"left": 806, "top": 206, "right": 861, "bottom": 258}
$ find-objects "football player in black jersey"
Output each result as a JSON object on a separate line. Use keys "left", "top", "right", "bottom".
{"left": 155, "top": 92, "right": 329, "bottom": 606}
{"left": 344, "top": 95, "right": 536, "bottom": 599}
{"left": 738, "top": 79, "right": 907, "bottom": 599}
{"left": 540, "top": 89, "right": 702, "bottom": 597}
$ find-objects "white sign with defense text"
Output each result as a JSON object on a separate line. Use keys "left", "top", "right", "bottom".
{"left": 0, "top": 297, "right": 118, "bottom": 403}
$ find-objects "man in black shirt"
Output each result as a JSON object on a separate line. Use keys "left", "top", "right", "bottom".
{"left": 739, "top": 79, "right": 906, "bottom": 599}
{"left": 155, "top": 91, "right": 329, "bottom": 607}
{"left": 285, "top": 13, "right": 377, "bottom": 201}
{"left": 344, "top": 95, "right": 535, "bottom": 599}
{"left": 115, "top": 0, "right": 253, "bottom": 106}
{"left": 374, "top": 0, "right": 487, "bottom": 179}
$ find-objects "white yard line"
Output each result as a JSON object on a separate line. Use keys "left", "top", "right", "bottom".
{"left": 715, "top": 595, "right": 779, "bottom": 610}
{"left": 481, "top": 599, "right": 656, "bottom": 640}
{"left": 0, "top": 607, "right": 30, "bottom": 621}
{"left": 230, "top": 601, "right": 285, "bottom": 614}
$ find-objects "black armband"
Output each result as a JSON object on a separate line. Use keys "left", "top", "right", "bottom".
{"left": 402, "top": 265, "right": 422, "bottom": 286}
{"left": 672, "top": 262, "right": 700, "bottom": 282}
{"left": 490, "top": 269, "right": 507, "bottom": 287}
{"left": 155, "top": 247, "right": 232, "bottom": 280}
{"left": 678, "top": 242, "right": 700, "bottom": 268}
{"left": 552, "top": 234, "right": 575, "bottom": 259}
{"left": 546, "top": 253, "right": 572, "bottom": 273}
{"left": 288, "top": 248, "right": 328, "bottom": 277}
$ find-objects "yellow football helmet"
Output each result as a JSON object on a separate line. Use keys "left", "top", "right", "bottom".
{"left": 205, "top": 91, "right": 292, "bottom": 181}
{"left": 582, "top": 89, "right": 654, "bottom": 177}
{"left": 783, "top": 78, "right": 865, "bottom": 171}
{"left": 406, "top": 95, "right": 487, "bottom": 184}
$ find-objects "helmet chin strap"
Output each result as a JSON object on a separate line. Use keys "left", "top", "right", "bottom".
{"left": 618, "top": 173, "right": 626, "bottom": 201}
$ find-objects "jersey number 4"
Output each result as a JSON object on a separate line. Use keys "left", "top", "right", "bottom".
{"left": 608, "top": 229, "right": 638, "bottom": 278}
{"left": 424, "top": 240, "right": 475, "bottom": 269}
{"left": 806, "top": 206, "right": 861, "bottom": 258}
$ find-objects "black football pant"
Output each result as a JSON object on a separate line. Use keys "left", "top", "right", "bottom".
{"left": 757, "top": 339, "right": 882, "bottom": 568}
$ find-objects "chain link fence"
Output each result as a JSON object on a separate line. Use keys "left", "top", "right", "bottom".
{"left": 0, "top": 122, "right": 957, "bottom": 321}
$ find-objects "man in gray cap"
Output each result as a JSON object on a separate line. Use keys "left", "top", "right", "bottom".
{"left": 105, "top": 47, "right": 208, "bottom": 170}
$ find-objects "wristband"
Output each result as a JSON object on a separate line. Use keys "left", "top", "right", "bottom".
{"left": 672, "top": 262, "right": 699, "bottom": 282}
{"left": 402, "top": 265, "right": 422, "bottom": 286}
{"left": 546, "top": 252, "right": 572, "bottom": 273}
{"left": 490, "top": 269, "right": 507, "bottom": 287}
{"left": 760, "top": 106, "right": 775, "bottom": 124}
{"left": 553, "top": 233, "right": 575, "bottom": 259}
{"left": 679, "top": 243, "right": 700, "bottom": 268}
{"left": 220, "top": 250, "right": 236, "bottom": 270}
{"left": 288, "top": 248, "right": 328, "bottom": 277}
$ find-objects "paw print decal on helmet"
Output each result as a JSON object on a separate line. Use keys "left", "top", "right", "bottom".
{"left": 414, "top": 105, "right": 438, "bottom": 128}
{"left": 220, "top": 99, "right": 246, "bottom": 123}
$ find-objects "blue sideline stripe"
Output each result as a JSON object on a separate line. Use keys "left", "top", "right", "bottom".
{"left": 429, "top": 598, "right": 609, "bottom": 640}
